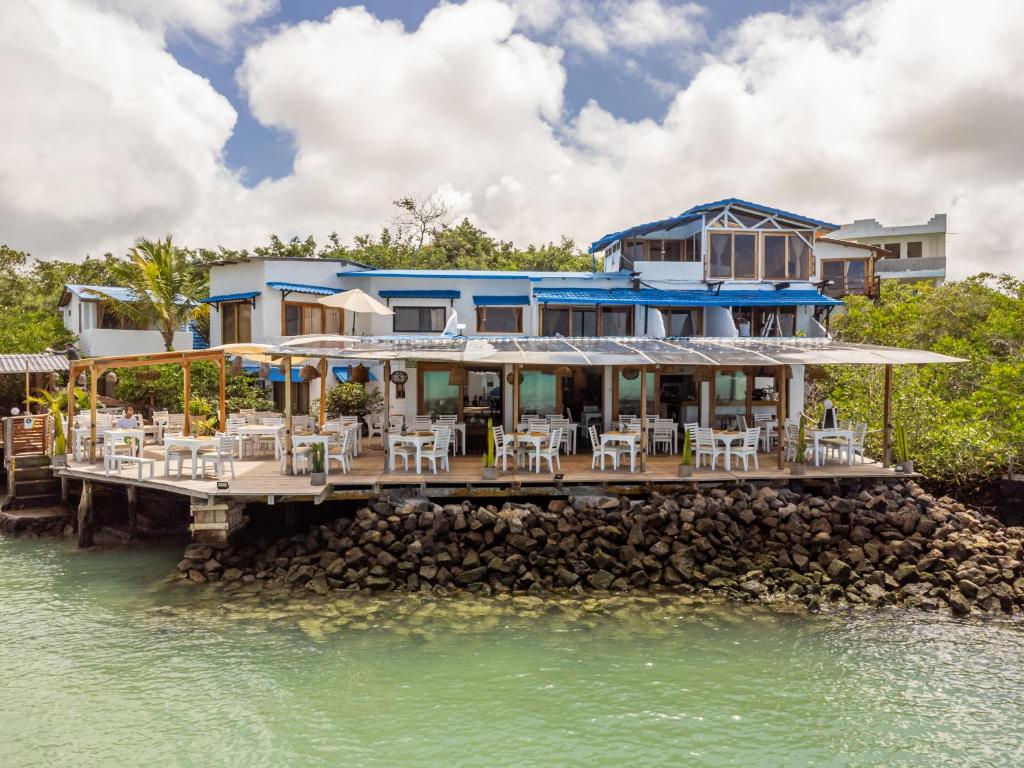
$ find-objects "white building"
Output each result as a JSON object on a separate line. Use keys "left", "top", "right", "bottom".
{"left": 829, "top": 214, "right": 946, "bottom": 286}
{"left": 58, "top": 284, "right": 195, "bottom": 358}
{"left": 195, "top": 198, "right": 843, "bottom": 444}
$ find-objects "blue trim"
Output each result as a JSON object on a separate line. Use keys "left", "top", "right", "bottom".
{"left": 473, "top": 295, "right": 531, "bottom": 306}
{"left": 266, "top": 281, "right": 338, "bottom": 296}
{"left": 339, "top": 270, "right": 532, "bottom": 280}
{"left": 379, "top": 289, "right": 461, "bottom": 299}
{"left": 589, "top": 198, "right": 838, "bottom": 253}
{"left": 201, "top": 291, "right": 260, "bottom": 304}
{"left": 533, "top": 287, "right": 842, "bottom": 307}
{"left": 332, "top": 366, "right": 377, "bottom": 383}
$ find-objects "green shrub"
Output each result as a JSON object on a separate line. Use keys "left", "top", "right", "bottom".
{"left": 325, "top": 382, "right": 383, "bottom": 419}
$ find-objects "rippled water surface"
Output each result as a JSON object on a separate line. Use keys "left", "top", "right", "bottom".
{"left": 2, "top": 536, "right": 1023, "bottom": 767}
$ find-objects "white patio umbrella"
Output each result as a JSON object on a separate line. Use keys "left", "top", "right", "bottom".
{"left": 318, "top": 288, "right": 394, "bottom": 333}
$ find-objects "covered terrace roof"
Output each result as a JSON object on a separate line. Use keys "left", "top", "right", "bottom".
{"left": 0, "top": 353, "right": 71, "bottom": 374}
{"left": 532, "top": 287, "right": 842, "bottom": 307}
{"left": 270, "top": 335, "right": 962, "bottom": 368}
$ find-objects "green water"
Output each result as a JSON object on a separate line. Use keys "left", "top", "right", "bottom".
{"left": 1, "top": 537, "right": 1023, "bottom": 767}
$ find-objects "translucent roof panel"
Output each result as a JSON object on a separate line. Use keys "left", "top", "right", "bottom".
{"left": 270, "top": 336, "right": 963, "bottom": 367}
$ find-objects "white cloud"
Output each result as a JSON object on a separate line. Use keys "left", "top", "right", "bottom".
{"left": 2, "top": 0, "right": 1024, "bottom": 279}
{"left": 91, "top": 0, "right": 277, "bottom": 43}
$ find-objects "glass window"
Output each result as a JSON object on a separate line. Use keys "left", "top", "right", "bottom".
{"left": 821, "top": 260, "right": 845, "bottom": 296}
{"left": 301, "top": 305, "right": 322, "bottom": 335}
{"left": 541, "top": 307, "right": 570, "bottom": 336}
{"left": 906, "top": 241, "right": 922, "bottom": 258}
{"left": 646, "top": 241, "right": 662, "bottom": 261}
{"left": 617, "top": 371, "right": 656, "bottom": 416}
{"left": 601, "top": 308, "right": 631, "bottom": 336}
{"left": 622, "top": 240, "right": 645, "bottom": 268}
{"left": 709, "top": 233, "right": 731, "bottom": 278}
{"left": 715, "top": 370, "right": 747, "bottom": 402}
{"left": 661, "top": 308, "right": 699, "bottom": 336}
{"left": 763, "top": 235, "right": 787, "bottom": 279}
{"left": 846, "top": 260, "right": 866, "bottom": 291}
{"left": 283, "top": 304, "right": 301, "bottom": 336}
{"left": 682, "top": 234, "right": 699, "bottom": 262}
{"left": 734, "top": 234, "right": 757, "bottom": 278}
{"left": 520, "top": 371, "right": 556, "bottom": 415}
{"left": 575, "top": 309, "right": 597, "bottom": 337}
{"left": 787, "top": 235, "right": 810, "bottom": 280}
{"left": 422, "top": 370, "right": 459, "bottom": 416}
{"left": 477, "top": 306, "right": 522, "bottom": 333}
{"left": 283, "top": 301, "right": 326, "bottom": 336}
{"left": 663, "top": 241, "right": 681, "bottom": 261}
{"left": 394, "top": 306, "right": 445, "bottom": 333}
{"left": 882, "top": 243, "right": 901, "bottom": 258}
{"left": 326, "top": 308, "right": 343, "bottom": 335}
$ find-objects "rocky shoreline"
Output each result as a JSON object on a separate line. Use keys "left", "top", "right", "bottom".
{"left": 175, "top": 479, "right": 1024, "bottom": 617}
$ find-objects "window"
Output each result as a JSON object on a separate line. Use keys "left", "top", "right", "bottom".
{"left": 621, "top": 239, "right": 646, "bottom": 269}
{"left": 763, "top": 235, "right": 787, "bottom": 279}
{"left": 882, "top": 243, "right": 901, "bottom": 258}
{"left": 715, "top": 370, "right": 747, "bottom": 403}
{"left": 520, "top": 370, "right": 557, "bottom": 415}
{"left": 617, "top": 370, "right": 656, "bottom": 417}
{"left": 708, "top": 232, "right": 758, "bottom": 279}
{"left": 282, "top": 301, "right": 342, "bottom": 336}
{"left": 710, "top": 233, "right": 732, "bottom": 278}
{"left": 906, "top": 241, "right": 922, "bottom": 258}
{"left": 821, "top": 259, "right": 869, "bottom": 296}
{"left": 421, "top": 370, "right": 460, "bottom": 415}
{"left": 540, "top": 306, "right": 631, "bottom": 336}
{"left": 659, "top": 308, "right": 701, "bottom": 336}
{"left": 95, "top": 302, "right": 142, "bottom": 330}
{"left": 476, "top": 306, "right": 523, "bottom": 334}
{"left": 732, "top": 307, "right": 797, "bottom": 337}
{"left": 221, "top": 300, "right": 252, "bottom": 344}
{"left": 393, "top": 306, "right": 446, "bottom": 333}
{"left": 601, "top": 307, "right": 632, "bottom": 336}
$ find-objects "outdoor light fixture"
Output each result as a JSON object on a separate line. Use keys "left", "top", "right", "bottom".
{"left": 351, "top": 364, "right": 370, "bottom": 384}
{"left": 216, "top": 481, "right": 229, "bottom": 490}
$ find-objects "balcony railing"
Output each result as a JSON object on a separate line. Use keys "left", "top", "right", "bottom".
{"left": 823, "top": 276, "right": 881, "bottom": 300}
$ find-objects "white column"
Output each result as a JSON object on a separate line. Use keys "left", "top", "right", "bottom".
{"left": 788, "top": 364, "right": 805, "bottom": 422}
{"left": 602, "top": 366, "right": 614, "bottom": 432}
{"left": 699, "top": 380, "right": 711, "bottom": 427}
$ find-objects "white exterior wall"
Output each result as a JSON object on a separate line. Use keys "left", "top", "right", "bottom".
{"left": 62, "top": 292, "right": 193, "bottom": 356}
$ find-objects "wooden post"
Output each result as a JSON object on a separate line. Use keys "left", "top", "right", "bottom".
{"left": 382, "top": 360, "right": 391, "bottom": 469}
{"left": 77, "top": 480, "right": 93, "bottom": 548}
{"left": 24, "top": 363, "right": 30, "bottom": 413}
{"left": 283, "top": 355, "right": 293, "bottom": 475}
{"left": 318, "top": 355, "right": 327, "bottom": 428}
{"left": 217, "top": 354, "right": 227, "bottom": 430}
{"left": 775, "top": 365, "right": 787, "bottom": 469}
{"left": 183, "top": 361, "right": 192, "bottom": 436}
{"left": 66, "top": 365, "right": 77, "bottom": 458}
{"left": 882, "top": 364, "right": 893, "bottom": 467}
{"left": 89, "top": 365, "right": 98, "bottom": 463}
{"left": 512, "top": 364, "right": 520, "bottom": 428}
{"left": 127, "top": 485, "right": 138, "bottom": 538}
{"left": 639, "top": 366, "right": 647, "bottom": 472}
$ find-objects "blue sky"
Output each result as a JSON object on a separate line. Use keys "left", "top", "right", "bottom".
{"left": 168, "top": 1, "right": 793, "bottom": 186}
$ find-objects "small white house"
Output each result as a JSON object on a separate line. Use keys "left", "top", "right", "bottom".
{"left": 829, "top": 214, "right": 947, "bottom": 286}
{"left": 58, "top": 284, "right": 194, "bottom": 358}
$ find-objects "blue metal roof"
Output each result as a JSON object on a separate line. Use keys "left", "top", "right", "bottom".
{"left": 338, "top": 269, "right": 622, "bottom": 281}
{"left": 64, "top": 284, "right": 140, "bottom": 302}
{"left": 379, "top": 289, "right": 460, "bottom": 299}
{"left": 533, "top": 287, "right": 842, "bottom": 307}
{"left": 200, "top": 291, "right": 260, "bottom": 304}
{"left": 333, "top": 366, "right": 377, "bottom": 383}
{"left": 266, "top": 281, "right": 338, "bottom": 296}
{"left": 473, "top": 295, "right": 531, "bottom": 306}
{"left": 588, "top": 198, "right": 838, "bottom": 253}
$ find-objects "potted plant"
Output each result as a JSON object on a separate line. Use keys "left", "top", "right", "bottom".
{"left": 482, "top": 417, "right": 498, "bottom": 480}
{"left": 310, "top": 442, "right": 327, "bottom": 486}
{"left": 188, "top": 397, "right": 213, "bottom": 436}
{"left": 894, "top": 420, "right": 913, "bottom": 473}
{"left": 27, "top": 389, "right": 67, "bottom": 466}
{"left": 790, "top": 419, "right": 807, "bottom": 475}
{"left": 678, "top": 428, "right": 693, "bottom": 477}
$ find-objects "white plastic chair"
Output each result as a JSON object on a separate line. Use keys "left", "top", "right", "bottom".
{"left": 650, "top": 421, "right": 675, "bottom": 454}
{"left": 589, "top": 425, "right": 619, "bottom": 470}
{"left": 528, "top": 427, "right": 562, "bottom": 473}
{"left": 492, "top": 425, "right": 514, "bottom": 470}
{"left": 696, "top": 428, "right": 724, "bottom": 469}
{"left": 199, "top": 435, "right": 236, "bottom": 479}
{"left": 412, "top": 415, "right": 433, "bottom": 432}
{"left": 420, "top": 427, "right": 451, "bottom": 474}
{"left": 388, "top": 431, "right": 415, "bottom": 471}
{"left": 731, "top": 427, "right": 761, "bottom": 471}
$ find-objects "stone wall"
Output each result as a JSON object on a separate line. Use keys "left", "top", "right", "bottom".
{"left": 175, "top": 479, "right": 1024, "bottom": 617}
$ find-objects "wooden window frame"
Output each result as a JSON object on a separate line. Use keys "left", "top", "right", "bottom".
{"left": 539, "top": 305, "right": 634, "bottom": 337}
{"left": 221, "top": 299, "right": 253, "bottom": 344}
{"left": 281, "top": 300, "right": 343, "bottom": 337}
{"left": 707, "top": 229, "right": 813, "bottom": 281}
{"left": 658, "top": 307, "right": 703, "bottom": 336}
{"left": 475, "top": 306, "right": 523, "bottom": 334}
{"left": 821, "top": 258, "right": 872, "bottom": 296}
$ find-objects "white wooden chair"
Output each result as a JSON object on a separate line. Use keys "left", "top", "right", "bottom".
{"left": 238, "top": 408, "right": 257, "bottom": 423}
{"left": 437, "top": 414, "right": 459, "bottom": 454}
{"left": 327, "top": 430, "right": 352, "bottom": 474}
{"left": 695, "top": 428, "right": 724, "bottom": 469}
{"left": 411, "top": 415, "right": 433, "bottom": 432}
{"left": 388, "top": 431, "right": 415, "bottom": 471}
{"left": 199, "top": 435, "right": 237, "bottom": 479}
{"left": 364, "top": 413, "right": 383, "bottom": 445}
{"left": 650, "top": 420, "right": 675, "bottom": 454}
{"left": 588, "top": 425, "right": 620, "bottom": 470}
{"left": 754, "top": 413, "right": 776, "bottom": 450}
{"left": 102, "top": 436, "right": 134, "bottom": 475}
{"left": 527, "top": 419, "right": 550, "bottom": 435}
{"left": 492, "top": 425, "right": 514, "bottom": 470}
{"left": 731, "top": 427, "right": 761, "bottom": 471}
{"left": 420, "top": 427, "right": 451, "bottom": 474}
{"left": 388, "top": 414, "right": 405, "bottom": 431}
{"left": 549, "top": 417, "right": 571, "bottom": 453}
{"left": 225, "top": 415, "right": 248, "bottom": 457}
{"left": 528, "top": 427, "right": 562, "bottom": 473}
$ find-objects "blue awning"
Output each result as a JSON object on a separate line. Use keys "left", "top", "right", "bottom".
{"left": 532, "top": 287, "right": 842, "bottom": 307}
{"left": 201, "top": 291, "right": 260, "bottom": 304}
{"left": 473, "top": 295, "right": 531, "bottom": 306}
{"left": 333, "top": 366, "right": 377, "bottom": 383}
{"left": 379, "top": 289, "right": 460, "bottom": 299}
{"left": 266, "top": 281, "right": 338, "bottom": 296}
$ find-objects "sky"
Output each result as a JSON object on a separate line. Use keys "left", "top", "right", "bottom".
{"left": 2, "top": 0, "right": 1022, "bottom": 277}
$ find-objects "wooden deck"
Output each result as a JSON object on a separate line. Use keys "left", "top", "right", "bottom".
{"left": 58, "top": 442, "right": 907, "bottom": 504}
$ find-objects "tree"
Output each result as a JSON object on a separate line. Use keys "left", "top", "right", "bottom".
{"left": 99, "top": 236, "right": 203, "bottom": 351}
{"left": 390, "top": 194, "right": 451, "bottom": 251}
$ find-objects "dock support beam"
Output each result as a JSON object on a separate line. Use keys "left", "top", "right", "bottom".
{"left": 639, "top": 366, "right": 647, "bottom": 473}
{"left": 882, "top": 364, "right": 893, "bottom": 467}
{"left": 77, "top": 480, "right": 93, "bottom": 548}
{"left": 127, "top": 485, "right": 138, "bottom": 537}
{"left": 776, "top": 365, "right": 787, "bottom": 469}
{"left": 283, "top": 355, "right": 293, "bottom": 475}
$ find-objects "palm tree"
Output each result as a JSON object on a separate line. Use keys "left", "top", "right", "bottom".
{"left": 98, "top": 236, "right": 202, "bottom": 351}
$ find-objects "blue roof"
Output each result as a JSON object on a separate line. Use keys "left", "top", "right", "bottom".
{"left": 379, "top": 289, "right": 460, "bottom": 299}
{"left": 266, "top": 281, "right": 338, "bottom": 296}
{"left": 64, "top": 284, "right": 140, "bottom": 302}
{"left": 533, "top": 287, "right": 842, "bottom": 307}
{"left": 201, "top": 291, "right": 260, "bottom": 304}
{"left": 473, "top": 295, "right": 531, "bottom": 306}
{"left": 338, "top": 269, "right": 621, "bottom": 281}
{"left": 589, "top": 198, "right": 838, "bottom": 253}
{"left": 333, "top": 366, "right": 377, "bottom": 383}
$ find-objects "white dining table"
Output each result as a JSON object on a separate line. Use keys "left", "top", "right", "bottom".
{"left": 234, "top": 424, "right": 283, "bottom": 459}
{"left": 389, "top": 432, "right": 438, "bottom": 474}
{"left": 163, "top": 435, "right": 215, "bottom": 479}
{"left": 808, "top": 427, "right": 854, "bottom": 466}
{"left": 600, "top": 431, "right": 639, "bottom": 471}
{"left": 712, "top": 430, "right": 744, "bottom": 470}
{"left": 509, "top": 431, "right": 549, "bottom": 473}
{"left": 102, "top": 428, "right": 146, "bottom": 457}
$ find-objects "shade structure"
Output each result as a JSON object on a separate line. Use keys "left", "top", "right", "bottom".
{"left": 267, "top": 335, "right": 965, "bottom": 368}
{"left": 318, "top": 288, "right": 394, "bottom": 316}
{"left": 209, "top": 342, "right": 316, "bottom": 365}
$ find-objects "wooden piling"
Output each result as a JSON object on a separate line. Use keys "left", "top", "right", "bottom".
{"left": 127, "top": 485, "right": 138, "bottom": 537}
{"left": 77, "top": 480, "right": 93, "bottom": 548}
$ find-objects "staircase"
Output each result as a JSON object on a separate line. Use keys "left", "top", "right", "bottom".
{"left": 5, "top": 455, "right": 61, "bottom": 509}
